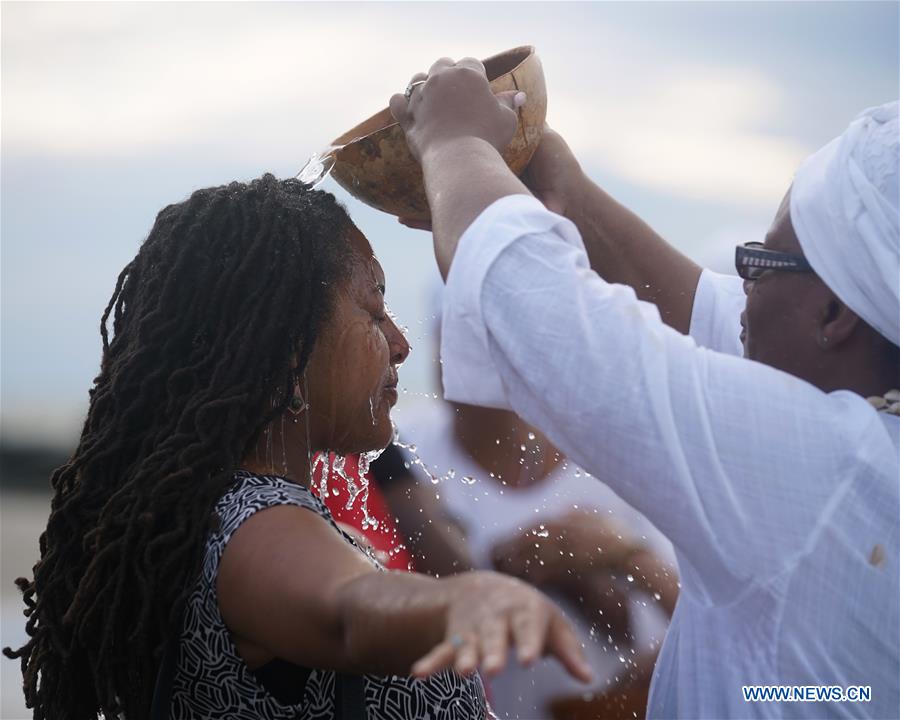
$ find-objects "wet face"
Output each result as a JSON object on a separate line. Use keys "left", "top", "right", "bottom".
{"left": 303, "top": 224, "right": 410, "bottom": 454}
{"left": 741, "top": 189, "right": 831, "bottom": 381}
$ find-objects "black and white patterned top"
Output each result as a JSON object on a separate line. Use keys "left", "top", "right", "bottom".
{"left": 169, "top": 470, "right": 489, "bottom": 719}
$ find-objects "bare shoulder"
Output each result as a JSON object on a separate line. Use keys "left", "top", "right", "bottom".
{"left": 216, "top": 502, "right": 375, "bottom": 669}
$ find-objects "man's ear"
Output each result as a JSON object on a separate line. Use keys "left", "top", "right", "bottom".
{"left": 817, "top": 294, "right": 861, "bottom": 350}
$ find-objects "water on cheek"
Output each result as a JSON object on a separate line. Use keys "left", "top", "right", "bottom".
{"left": 329, "top": 317, "right": 384, "bottom": 432}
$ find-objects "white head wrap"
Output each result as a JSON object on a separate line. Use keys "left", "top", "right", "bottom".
{"left": 790, "top": 100, "right": 900, "bottom": 347}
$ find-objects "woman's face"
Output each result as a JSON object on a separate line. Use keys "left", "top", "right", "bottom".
{"left": 741, "top": 189, "right": 829, "bottom": 381}
{"left": 303, "top": 224, "right": 410, "bottom": 454}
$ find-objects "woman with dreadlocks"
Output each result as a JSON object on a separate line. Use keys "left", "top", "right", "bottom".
{"left": 4, "top": 175, "right": 592, "bottom": 720}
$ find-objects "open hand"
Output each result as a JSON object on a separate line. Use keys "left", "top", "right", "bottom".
{"left": 410, "top": 570, "right": 593, "bottom": 683}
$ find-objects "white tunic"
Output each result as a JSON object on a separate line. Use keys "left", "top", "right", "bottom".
{"left": 440, "top": 194, "right": 900, "bottom": 719}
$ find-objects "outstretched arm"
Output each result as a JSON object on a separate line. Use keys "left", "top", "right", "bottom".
{"left": 217, "top": 503, "right": 593, "bottom": 680}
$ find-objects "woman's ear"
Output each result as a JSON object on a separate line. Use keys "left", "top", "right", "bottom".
{"left": 817, "top": 295, "right": 861, "bottom": 350}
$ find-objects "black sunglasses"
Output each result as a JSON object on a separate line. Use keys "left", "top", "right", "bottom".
{"left": 734, "top": 241, "right": 814, "bottom": 281}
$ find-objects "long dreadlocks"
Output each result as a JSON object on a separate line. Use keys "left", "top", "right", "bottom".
{"left": 3, "top": 174, "right": 353, "bottom": 719}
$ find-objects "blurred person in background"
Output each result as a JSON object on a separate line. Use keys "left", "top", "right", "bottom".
{"left": 376, "top": 419, "right": 677, "bottom": 720}
{"left": 372, "top": 309, "right": 679, "bottom": 720}
{"left": 391, "top": 60, "right": 899, "bottom": 718}
{"left": 3, "top": 175, "right": 593, "bottom": 720}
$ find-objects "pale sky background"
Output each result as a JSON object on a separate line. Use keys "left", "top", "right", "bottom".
{"left": 0, "top": 4, "right": 898, "bottom": 717}
{"left": 2, "top": 1, "right": 898, "bottom": 448}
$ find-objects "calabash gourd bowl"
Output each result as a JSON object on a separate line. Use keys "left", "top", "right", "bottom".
{"left": 328, "top": 45, "right": 547, "bottom": 221}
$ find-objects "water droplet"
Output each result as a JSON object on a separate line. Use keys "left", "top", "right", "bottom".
{"left": 626, "top": 574, "right": 634, "bottom": 582}
{"left": 653, "top": 592, "right": 662, "bottom": 601}
{"left": 527, "top": 432, "right": 535, "bottom": 441}
{"left": 519, "top": 444, "right": 526, "bottom": 452}
{"left": 461, "top": 475, "right": 477, "bottom": 485}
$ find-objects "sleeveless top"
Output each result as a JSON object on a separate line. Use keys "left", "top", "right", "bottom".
{"left": 169, "top": 471, "right": 488, "bottom": 719}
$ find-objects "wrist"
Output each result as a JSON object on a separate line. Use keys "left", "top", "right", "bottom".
{"left": 420, "top": 135, "right": 499, "bottom": 169}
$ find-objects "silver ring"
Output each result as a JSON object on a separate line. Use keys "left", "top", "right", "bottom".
{"left": 404, "top": 80, "right": 427, "bottom": 100}
{"left": 449, "top": 633, "right": 465, "bottom": 648}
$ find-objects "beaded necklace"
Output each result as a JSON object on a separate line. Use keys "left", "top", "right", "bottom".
{"left": 866, "top": 389, "right": 900, "bottom": 415}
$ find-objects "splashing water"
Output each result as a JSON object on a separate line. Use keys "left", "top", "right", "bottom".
{"left": 296, "top": 134, "right": 370, "bottom": 189}
{"left": 311, "top": 452, "right": 332, "bottom": 499}
{"left": 296, "top": 151, "right": 337, "bottom": 187}
{"left": 386, "top": 304, "right": 410, "bottom": 337}
{"left": 332, "top": 454, "right": 360, "bottom": 508}
{"left": 320, "top": 450, "right": 384, "bottom": 531}
{"left": 389, "top": 422, "right": 490, "bottom": 488}
{"left": 357, "top": 446, "right": 385, "bottom": 479}
{"left": 391, "top": 420, "right": 459, "bottom": 485}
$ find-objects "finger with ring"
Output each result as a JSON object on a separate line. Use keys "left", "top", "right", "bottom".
{"left": 404, "top": 80, "right": 427, "bottom": 100}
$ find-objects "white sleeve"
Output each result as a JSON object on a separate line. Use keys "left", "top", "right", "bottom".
{"left": 441, "top": 194, "right": 881, "bottom": 604}
{"left": 689, "top": 269, "right": 745, "bottom": 356}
